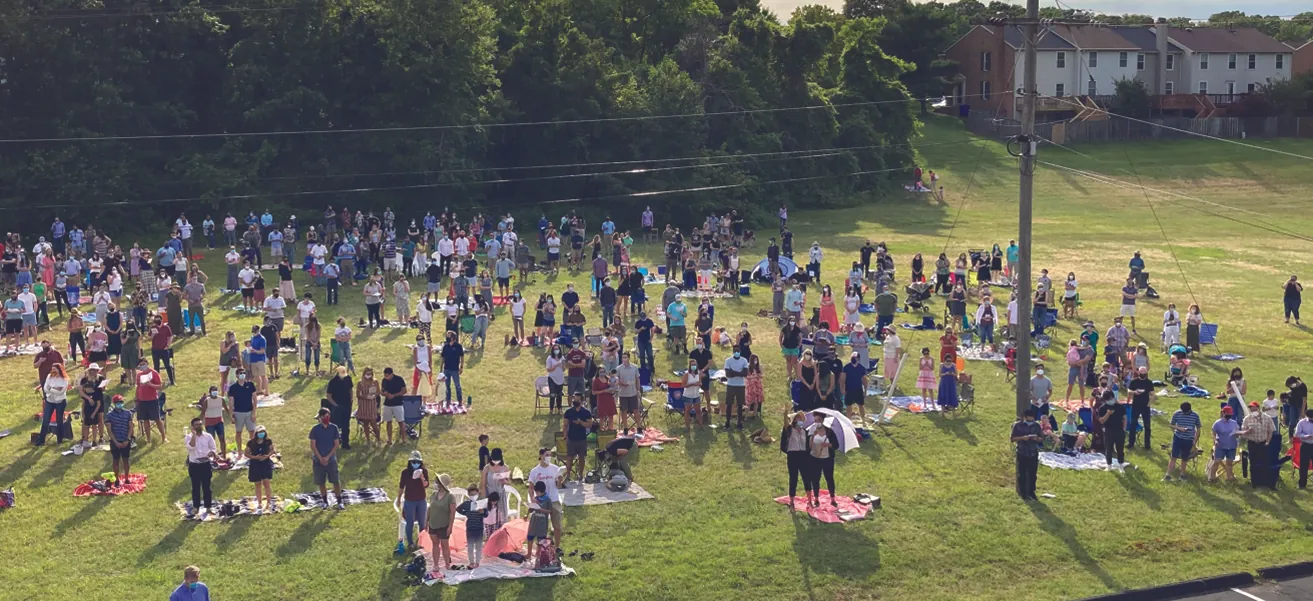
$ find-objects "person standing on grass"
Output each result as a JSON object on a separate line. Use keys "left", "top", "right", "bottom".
{"left": 1208, "top": 406, "right": 1239, "bottom": 483}
{"left": 228, "top": 368, "right": 257, "bottom": 446}
{"left": 563, "top": 394, "right": 594, "bottom": 482}
{"left": 1295, "top": 409, "right": 1313, "bottom": 489}
{"left": 781, "top": 411, "right": 814, "bottom": 508}
{"left": 1127, "top": 367, "right": 1157, "bottom": 450}
{"left": 353, "top": 368, "right": 381, "bottom": 444}
{"left": 1096, "top": 389, "right": 1126, "bottom": 469}
{"left": 247, "top": 324, "right": 268, "bottom": 396}
{"left": 105, "top": 395, "right": 134, "bottom": 483}
{"left": 529, "top": 447, "right": 565, "bottom": 549}
{"left": 440, "top": 331, "right": 464, "bottom": 405}
{"left": 246, "top": 425, "right": 276, "bottom": 513}
{"left": 78, "top": 364, "right": 106, "bottom": 449}
{"left": 397, "top": 450, "right": 430, "bottom": 551}
{"left": 723, "top": 346, "right": 749, "bottom": 430}
{"left": 135, "top": 357, "right": 166, "bottom": 444}
{"left": 426, "top": 474, "right": 457, "bottom": 573}
{"left": 169, "top": 566, "right": 210, "bottom": 601}
{"left": 185, "top": 417, "right": 218, "bottom": 518}
{"left": 615, "top": 352, "right": 642, "bottom": 431}
{"left": 1011, "top": 411, "right": 1042, "bottom": 501}
{"left": 379, "top": 367, "right": 406, "bottom": 445}
{"left": 1237, "top": 401, "right": 1277, "bottom": 489}
{"left": 1164, "top": 401, "right": 1201, "bottom": 481}
{"left": 310, "top": 408, "right": 346, "bottom": 509}
{"left": 1284, "top": 275, "right": 1302, "bottom": 325}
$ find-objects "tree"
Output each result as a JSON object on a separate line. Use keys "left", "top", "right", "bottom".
{"left": 1254, "top": 76, "right": 1313, "bottom": 117}
{"left": 1111, "top": 78, "right": 1152, "bottom": 118}
{"left": 877, "top": 1, "right": 960, "bottom": 114}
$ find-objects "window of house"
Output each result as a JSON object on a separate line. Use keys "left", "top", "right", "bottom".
{"left": 1088, "top": 80, "right": 1096, "bottom": 96}
{"left": 1277, "top": 54, "right": 1285, "bottom": 69}
{"left": 981, "top": 51, "right": 991, "bottom": 72}
{"left": 1248, "top": 54, "right": 1256, "bottom": 69}
{"left": 1088, "top": 52, "right": 1098, "bottom": 68}
{"left": 1137, "top": 53, "right": 1145, "bottom": 70}
{"left": 1200, "top": 53, "right": 1209, "bottom": 70}
{"left": 1057, "top": 52, "right": 1066, "bottom": 68}
{"left": 1167, "top": 54, "right": 1175, "bottom": 70}
{"left": 1055, "top": 83, "right": 1065, "bottom": 97}
{"left": 1228, "top": 53, "right": 1237, "bottom": 69}
{"left": 1248, "top": 83, "right": 1257, "bottom": 93}
{"left": 1165, "top": 81, "right": 1174, "bottom": 95}
{"left": 1119, "top": 52, "right": 1128, "bottom": 67}
{"left": 1198, "top": 81, "right": 1208, "bottom": 94}
{"left": 981, "top": 80, "right": 991, "bottom": 100}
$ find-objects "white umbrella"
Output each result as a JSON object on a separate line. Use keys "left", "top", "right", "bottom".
{"left": 807, "top": 408, "right": 861, "bottom": 452}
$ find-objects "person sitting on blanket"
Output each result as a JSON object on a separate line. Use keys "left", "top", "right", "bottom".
{"left": 1060, "top": 412, "right": 1081, "bottom": 453}
{"left": 600, "top": 433, "right": 637, "bottom": 485}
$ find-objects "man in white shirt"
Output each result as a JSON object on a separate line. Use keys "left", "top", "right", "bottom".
{"left": 311, "top": 242, "right": 328, "bottom": 285}
{"left": 177, "top": 214, "right": 194, "bottom": 259}
{"left": 223, "top": 214, "right": 238, "bottom": 246}
{"left": 1007, "top": 294, "right": 1019, "bottom": 339}
{"left": 527, "top": 448, "right": 564, "bottom": 548}
{"left": 238, "top": 264, "right": 258, "bottom": 310}
{"left": 263, "top": 289, "right": 287, "bottom": 333}
{"left": 454, "top": 234, "right": 470, "bottom": 259}
{"left": 296, "top": 294, "right": 316, "bottom": 325}
{"left": 722, "top": 348, "right": 750, "bottom": 430}
{"left": 17, "top": 285, "right": 38, "bottom": 341}
{"left": 510, "top": 292, "right": 527, "bottom": 343}
{"left": 185, "top": 417, "right": 219, "bottom": 518}
{"left": 436, "top": 235, "right": 454, "bottom": 275}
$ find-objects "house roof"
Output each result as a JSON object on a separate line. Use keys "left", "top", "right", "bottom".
{"left": 1109, "top": 26, "right": 1184, "bottom": 53}
{"left": 998, "top": 25, "right": 1075, "bottom": 51}
{"left": 1047, "top": 24, "right": 1138, "bottom": 50}
{"left": 1161, "top": 26, "right": 1290, "bottom": 54}
{"left": 1289, "top": 39, "right": 1312, "bottom": 51}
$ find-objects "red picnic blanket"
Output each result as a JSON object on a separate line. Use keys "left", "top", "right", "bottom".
{"left": 635, "top": 428, "right": 679, "bottom": 447}
{"left": 74, "top": 473, "right": 147, "bottom": 497}
{"left": 774, "top": 492, "right": 873, "bottom": 524}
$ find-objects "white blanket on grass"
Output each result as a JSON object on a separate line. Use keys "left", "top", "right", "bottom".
{"left": 560, "top": 482, "right": 654, "bottom": 507}
{"left": 425, "top": 559, "right": 574, "bottom": 586}
{"left": 1039, "top": 452, "right": 1126, "bottom": 472}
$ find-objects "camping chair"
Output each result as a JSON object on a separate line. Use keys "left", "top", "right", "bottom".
{"left": 401, "top": 395, "right": 425, "bottom": 443}
{"left": 584, "top": 327, "right": 604, "bottom": 349}
{"left": 459, "top": 314, "right": 477, "bottom": 345}
{"left": 1004, "top": 349, "right": 1017, "bottom": 383}
{"left": 665, "top": 385, "right": 687, "bottom": 420}
{"left": 533, "top": 376, "right": 552, "bottom": 415}
{"left": 638, "top": 398, "right": 656, "bottom": 427}
{"left": 1199, "top": 323, "right": 1220, "bottom": 353}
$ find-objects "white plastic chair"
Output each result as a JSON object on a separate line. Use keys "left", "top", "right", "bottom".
{"left": 502, "top": 485, "right": 524, "bottom": 520}
{"left": 534, "top": 376, "right": 552, "bottom": 414}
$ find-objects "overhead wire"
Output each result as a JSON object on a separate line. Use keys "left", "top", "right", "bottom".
{"left": 0, "top": 5, "right": 307, "bottom": 20}
{"left": 0, "top": 94, "right": 993, "bottom": 144}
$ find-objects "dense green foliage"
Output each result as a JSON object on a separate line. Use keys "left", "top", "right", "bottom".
{"left": 0, "top": 0, "right": 922, "bottom": 235}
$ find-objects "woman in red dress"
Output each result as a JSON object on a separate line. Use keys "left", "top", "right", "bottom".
{"left": 592, "top": 369, "right": 618, "bottom": 431}
{"left": 939, "top": 326, "right": 959, "bottom": 363}
{"left": 818, "top": 285, "right": 840, "bottom": 333}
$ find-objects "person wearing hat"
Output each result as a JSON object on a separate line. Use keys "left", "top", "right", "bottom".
{"left": 1237, "top": 401, "right": 1277, "bottom": 489}
{"left": 397, "top": 450, "right": 430, "bottom": 550}
{"left": 848, "top": 322, "right": 871, "bottom": 371}
{"left": 426, "top": 473, "right": 457, "bottom": 571}
{"left": 1105, "top": 317, "right": 1129, "bottom": 370}
{"left": 78, "top": 362, "right": 107, "bottom": 450}
{"left": 1165, "top": 401, "right": 1201, "bottom": 481}
{"left": 1208, "top": 406, "right": 1240, "bottom": 482}
{"left": 245, "top": 425, "right": 276, "bottom": 513}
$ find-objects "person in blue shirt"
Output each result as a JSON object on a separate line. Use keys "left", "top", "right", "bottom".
{"left": 1006, "top": 239, "right": 1019, "bottom": 280}
{"left": 156, "top": 245, "right": 177, "bottom": 278}
{"left": 169, "top": 566, "right": 209, "bottom": 601}
{"left": 261, "top": 210, "right": 274, "bottom": 232}
{"left": 69, "top": 226, "right": 85, "bottom": 255}
{"left": 51, "top": 218, "right": 66, "bottom": 255}
{"left": 667, "top": 298, "right": 688, "bottom": 354}
{"left": 634, "top": 312, "right": 655, "bottom": 371}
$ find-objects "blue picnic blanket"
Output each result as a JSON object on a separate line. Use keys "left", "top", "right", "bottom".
{"left": 1178, "top": 385, "right": 1210, "bottom": 398}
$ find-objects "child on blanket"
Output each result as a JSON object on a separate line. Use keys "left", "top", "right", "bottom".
{"left": 526, "top": 481, "right": 554, "bottom": 568}
{"left": 1060, "top": 412, "right": 1081, "bottom": 453}
{"left": 456, "top": 485, "right": 488, "bottom": 569}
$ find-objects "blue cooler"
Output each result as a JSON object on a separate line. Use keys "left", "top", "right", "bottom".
{"left": 739, "top": 284, "right": 751, "bottom": 296}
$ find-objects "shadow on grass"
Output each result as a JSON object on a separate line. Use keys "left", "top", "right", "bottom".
{"left": 138, "top": 520, "right": 199, "bottom": 567}
{"left": 214, "top": 511, "right": 257, "bottom": 552}
{"left": 0, "top": 447, "right": 42, "bottom": 487}
{"left": 1026, "top": 501, "right": 1119, "bottom": 590}
{"left": 275, "top": 513, "right": 333, "bottom": 561}
{"left": 53, "top": 495, "right": 111, "bottom": 537}
{"left": 791, "top": 512, "right": 880, "bottom": 579}
{"left": 1114, "top": 468, "right": 1162, "bottom": 510}
{"left": 927, "top": 414, "right": 979, "bottom": 446}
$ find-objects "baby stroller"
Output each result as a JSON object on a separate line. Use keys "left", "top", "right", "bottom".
{"left": 904, "top": 281, "right": 932, "bottom": 312}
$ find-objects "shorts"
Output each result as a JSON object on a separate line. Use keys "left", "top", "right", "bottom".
{"left": 110, "top": 442, "right": 132, "bottom": 460}
{"left": 313, "top": 457, "right": 340, "bottom": 485}
{"left": 1170, "top": 437, "right": 1193, "bottom": 459}
{"left": 620, "top": 396, "right": 640, "bottom": 413}
{"left": 782, "top": 347, "right": 800, "bottom": 357}
{"left": 497, "top": 277, "right": 510, "bottom": 287}
{"left": 550, "top": 504, "right": 563, "bottom": 532}
{"left": 381, "top": 404, "right": 405, "bottom": 423}
{"left": 248, "top": 361, "right": 267, "bottom": 378}
{"left": 428, "top": 526, "right": 450, "bottom": 539}
{"left": 83, "top": 403, "right": 103, "bottom": 424}
{"left": 845, "top": 390, "right": 865, "bottom": 406}
{"left": 205, "top": 421, "right": 225, "bottom": 438}
{"left": 4, "top": 319, "right": 20, "bottom": 335}
{"left": 684, "top": 396, "right": 702, "bottom": 410}
{"left": 427, "top": 282, "right": 441, "bottom": 293}
{"left": 232, "top": 411, "right": 256, "bottom": 432}
{"left": 1213, "top": 447, "right": 1236, "bottom": 461}
{"left": 566, "top": 439, "right": 588, "bottom": 459}
{"left": 1120, "top": 304, "right": 1136, "bottom": 317}
{"left": 1067, "top": 366, "right": 1081, "bottom": 385}
{"left": 242, "top": 288, "right": 254, "bottom": 298}
{"left": 669, "top": 325, "right": 686, "bottom": 339}
{"left": 136, "top": 400, "right": 160, "bottom": 421}
{"left": 21, "top": 313, "right": 36, "bottom": 327}
{"left": 218, "top": 365, "right": 230, "bottom": 374}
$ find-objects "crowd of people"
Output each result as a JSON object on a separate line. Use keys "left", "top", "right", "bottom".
{"left": 4, "top": 195, "right": 1310, "bottom": 593}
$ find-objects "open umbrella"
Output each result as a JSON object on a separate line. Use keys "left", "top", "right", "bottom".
{"left": 807, "top": 408, "right": 861, "bottom": 452}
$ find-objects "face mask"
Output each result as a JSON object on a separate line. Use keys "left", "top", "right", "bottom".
{"left": 210, "top": 391, "right": 218, "bottom": 398}
{"left": 1036, "top": 369, "right": 1044, "bottom": 376}
{"left": 733, "top": 352, "right": 740, "bottom": 359}
{"left": 238, "top": 375, "right": 247, "bottom": 381}
{"left": 113, "top": 403, "right": 124, "bottom": 410}
{"left": 320, "top": 416, "right": 331, "bottom": 425}
{"left": 410, "top": 462, "right": 421, "bottom": 469}
{"left": 256, "top": 432, "right": 266, "bottom": 439}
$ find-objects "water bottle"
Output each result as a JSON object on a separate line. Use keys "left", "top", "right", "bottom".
{"left": 466, "top": 395, "right": 473, "bottom": 407}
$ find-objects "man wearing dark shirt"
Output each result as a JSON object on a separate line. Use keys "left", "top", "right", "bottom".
{"left": 565, "top": 347, "right": 588, "bottom": 398}
{"left": 440, "top": 331, "right": 465, "bottom": 404}
{"left": 562, "top": 395, "right": 594, "bottom": 482}
{"left": 227, "top": 371, "right": 258, "bottom": 445}
{"left": 634, "top": 313, "right": 655, "bottom": 371}
{"left": 859, "top": 241, "right": 875, "bottom": 274}
{"left": 689, "top": 342, "right": 713, "bottom": 407}
{"left": 599, "top": 279, "right": 617, "bottom": 328}
{"left": 380, "top": 367, "right": 407, "bottom": 445}
{"left": 1011, "top": 413, "right": 1042, "bottom": 501}
{"left": 1127, "top": 368, "right": 1156, "bottom": 449}
{"left": 149, "top": 317, "right": 176, "bottom": 385}
{"left": 841, "top": 352, "right": 869, "bottom": 414}
{"left": 561, "top": 284, "right": 580, "bottom": 312}
{"left": 1096, "top": 391, "right": 1126, "bottom": 468}
{"left": 309, "top": 408, "right": 344, "bottom": 509}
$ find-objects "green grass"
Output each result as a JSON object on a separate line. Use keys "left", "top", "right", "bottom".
{"left": 2, "top": 117, "right": 1313, "bottom": 601}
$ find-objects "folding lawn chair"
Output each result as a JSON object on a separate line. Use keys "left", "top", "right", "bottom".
{"left": 459, "top": 314, "right": 477, "bottom": 346}
{"left": 533, "top": 376, "right": 552, "bottom": 415}
{"left": 665, "top": 385, "right": 687, "bottom": 420}
{"left": 1199, "top": 323, "right": 1220, "bottom": 353}
{"left": 401, "top": 395, "right": 425, "bottom": 443}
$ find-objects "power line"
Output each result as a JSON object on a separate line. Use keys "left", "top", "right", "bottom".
{"left": 0, "top": 4, "right": 309, "bottom": 21}
{"left": 0, "top": 95, "right": 987, "bottom": 144}
{"left": 4, "top": 166, "right": 906, "bottom": 212}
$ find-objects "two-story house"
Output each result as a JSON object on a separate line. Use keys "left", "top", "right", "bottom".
{"left": 1292, "top": 40, "right": 1313, "bottom": 79}
{"left": 943, "top": 24, "right": 1074, "bottom": 117}
{"left": 1161, "top": 27, "right": 1293, "bottom": 98}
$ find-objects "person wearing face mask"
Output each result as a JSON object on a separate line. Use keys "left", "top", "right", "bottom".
{"left": 479, "top": 448, "right": 511, "bottom": 516}
{"left": 184, "top": 418, "right": 218, "bottom": 518}
{"left": 723, "top": 346, "right": 750, "bottom": 430}
{"left": 169, "top": 565, "right": 209, "bottom": 601}
{"left": 199, "top": 385, "right": 231, "bottom": 458}
{"left": 806, "top": 411, "right": 841, "bottom": 507}
{"left": 1208, "top": 406, "right": 1240, "bottom": 483}
{"left": 780, "top": 412, "right": 815, "bottom": 509}
{"left": 1011, "top": 410, "right": 1043, "bottom": 501}
{"left": 245, "top": 425, "right": 277, "bottom": 512}
{"left": 1095, "top": 390, "right": 1126, "bottom": 469}
{"left": 563, "top": 395, "right": 595, "bottom": 480}
{"left": 104, "top": 394, "right": 136, "bottom": 483}
{"left": 396, "top": 450, "right": 431, "bottom": 551}
{"left": 528, "top": 447, "right": 565, "bottom": 549}
{"left": 1029, "top": 364, "right": 1053, "bottom": 407}
{"left": 689, "top": 337, "right": 713, "bottom": 407}
{"left": 412, "top": 335, "right": 433, "bottom": 400}
{"left": 310, "top": 408, "right": 345, "bottom": 509}
{"left": 135, "top": 357, "right": 166, "bottom": 443}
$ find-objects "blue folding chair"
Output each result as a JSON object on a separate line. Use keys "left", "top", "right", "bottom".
{"left": 665, "top": 385, "right": 687, "bottom": 419}
{"left": 401, "top": 395, "right": 425, "bottom": 443}
{"left": 1199, "top": 323, "right": 1219, "bottom": 352}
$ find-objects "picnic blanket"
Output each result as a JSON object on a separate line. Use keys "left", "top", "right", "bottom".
{"left": 423, "top": 402, "right": 469, "bottom": 416}
{"left": 257, "top": 393, "right": 286, "bottom": 408}
{"left": 176, "top": 496, "right": 287, "bottom": 521}
{"left": 1039, "top": 452, "right": 1125, "bottom": 472}
{"left": 957, "top": 346, "right": 1007, "bottom": 361}
{"left": 634, "top": 428, "right": 679, "bottom": 447}
{"left": 215, "top": 454, "right": 284, "bottom": 471}
{"left": 859, "top": 303, "right": 876, "bottom": 314}
{"left": 774, "top": 492, "right": 873, "bottom": 523}
{"left": 417, "top": 519, "right": 576, "bottom": 585}
{"left": 290, "top": 487, "right": 391, "bottom": 509}
{"left": 560, "top": 482, "right": 654, "bottom": 507}
{"left": 1179, "top": 385, "right": 1210, "bottom": 398}
{"left": 885, "top": 396, "right": 942, "bottom": 414}
{"left": 899, "top": 322, "right": 935, "bottom": 331}
{"left": 74, "top": 473, "right": 147, "bottom": 497}
{"left": 0, "top": 344, "right": 44, "bottom": 359}
{"left": 1209, "top": 353, "right": 1244, "bottom": 361}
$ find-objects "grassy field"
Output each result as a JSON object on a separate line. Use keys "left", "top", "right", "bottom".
{"left": 2, "top": 117, "right": 1313, "bottom": 601}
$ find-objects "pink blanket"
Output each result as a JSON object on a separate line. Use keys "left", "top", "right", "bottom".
{"left": 773, "top": 492, "right": 872, "bottom": 523}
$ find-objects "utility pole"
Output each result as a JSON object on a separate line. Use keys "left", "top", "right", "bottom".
{"left": 1014, "top": 0, "right": 1040, "bottom": 418}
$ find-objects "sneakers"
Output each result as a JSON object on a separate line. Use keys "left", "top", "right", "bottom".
{"left": 1162, "top": 475, "right": 1173, "bottom": 481}
{"left": 335, "top": 501, "right": 346, "bottom": 510}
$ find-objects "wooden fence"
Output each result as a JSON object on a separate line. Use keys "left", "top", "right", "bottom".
{"left": 964, "top": 114, "right": 1313, "bottom": 144}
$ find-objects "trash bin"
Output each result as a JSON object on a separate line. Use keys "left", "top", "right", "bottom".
{"left": 958, "top": 104, "right": 970, "bottom": 117}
